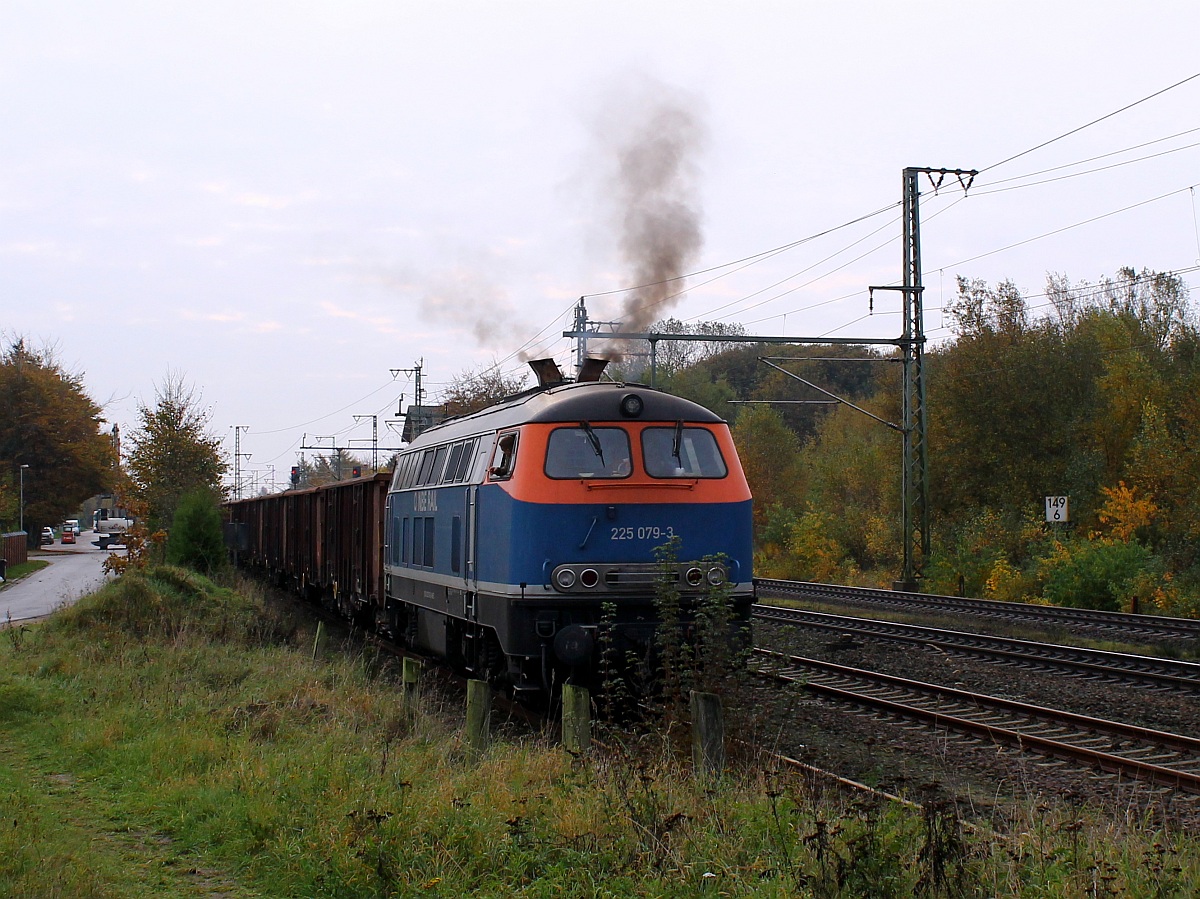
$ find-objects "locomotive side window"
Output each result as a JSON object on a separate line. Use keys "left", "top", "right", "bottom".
{"left": 443, "top": 443, "right": 464, "bottom": 484}
{"left": 642, "top": 426, "right": 728, "bottom": 478}
{"left": 428, "top": 446, "right": 449, "bottom": 485}
{"left": 455, "top": 438, "right": 478, "bottom": 481}
{"left": 416, "top": 450, "right": 436, "bottom": 487}
{"left": 545, "top": 426, "right": 632, "bottom": 479}
{"left": 489, "top": 431, "right": 519, "bottom": 480}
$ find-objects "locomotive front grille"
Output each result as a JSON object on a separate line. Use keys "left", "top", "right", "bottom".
{"left": 603, "top": 567, "right": 660, "bottom": 589}
{"left": 551, "top": 562, "right": 726, "bottom": 594}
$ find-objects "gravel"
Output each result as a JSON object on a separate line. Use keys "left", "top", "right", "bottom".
{"left": 745, "top": 618, "right": 1200, "bottom": 826}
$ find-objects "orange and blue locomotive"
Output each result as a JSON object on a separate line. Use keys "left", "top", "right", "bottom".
{"left": 384, "top": 359, "right": 754, "bottom": 695}
{"left": 228, "top": 359, "right": 754, "bottom": 697}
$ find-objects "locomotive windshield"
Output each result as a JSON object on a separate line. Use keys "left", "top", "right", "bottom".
{"left": 545, "top": 426, "right": 632, "bottom": 479}
{"left": 642, "top": 427, "right": 727, "bottom": 478}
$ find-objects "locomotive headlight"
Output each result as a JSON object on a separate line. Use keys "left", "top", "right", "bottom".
{"left": 706, "top": 566, "right": 727, "bottom": 587}
{"left": 684, "top": 566, "right": 704, "bottom": 587}
{"left": 579, "top": 568, "right": 600, "bottom": 588}
{"left": 619, "top": 394, "right": 644, "bottom": 418}
{"left": 554, "top": 568, "right": 577, "bottom": 589}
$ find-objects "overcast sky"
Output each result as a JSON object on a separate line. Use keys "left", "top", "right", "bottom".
{"left": 3, "top": 2, "right": 1199, "bottom": 492}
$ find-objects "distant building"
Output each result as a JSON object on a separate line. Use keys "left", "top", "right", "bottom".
{"left": 401, "top": 405, "right": 446, "bottom": 443}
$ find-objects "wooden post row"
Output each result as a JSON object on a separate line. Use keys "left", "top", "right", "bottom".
{"left": 690, "top": 690, "right": 725, "bottom": 777}
{"left": 561, "top": 683, "right": 591, "bottom": 753}
{"left": 402, "top": 656, "right": 421, "bottom": 711}
{"left": 466, "top": 679, "right": 492, "bottom": 754}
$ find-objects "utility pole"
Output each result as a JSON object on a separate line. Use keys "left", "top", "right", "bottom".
{"left": 571, "top": 297, "right": 622, "bottom": 377}
{"left": 574, "top": 297, "right": 588, "bottom": 372}
{"left": 390, "top": 360, "right": 424, "bottom": 410}
{"left": 391, "top": 360, "right": 432, "bottom": 440}
{"left": 231, "top": 425, "right": 250, "bottom": 500}
{"left": 353, "top": 414, "right": 379, "bottom": 472}
{"left": 883, "top": 166, "right": 976, "bottom": 590}
{"left": 19, "top": 464, "right": 29, "bottom": 534}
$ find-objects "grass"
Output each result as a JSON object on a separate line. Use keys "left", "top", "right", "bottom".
{"left": 1, "top": 566, "right": 1198, "bottom": 896}
{"left": 0, "top": 558, "right": 50, "bottom": 586}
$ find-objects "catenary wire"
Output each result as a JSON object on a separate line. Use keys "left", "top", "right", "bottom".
{"left": 978, "top": 71, "right": 1200, "bottom": 175}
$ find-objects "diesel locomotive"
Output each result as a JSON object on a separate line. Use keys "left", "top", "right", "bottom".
{"left": 227, "top": 359, "right": 754, "bottom": 696}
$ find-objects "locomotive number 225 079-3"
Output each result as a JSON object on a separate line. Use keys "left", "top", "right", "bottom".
{"left": 610, "top": 526, "right": 676, "bottom": 541}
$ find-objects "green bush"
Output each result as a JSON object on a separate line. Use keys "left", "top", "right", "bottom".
{"left": 167, "top": 488, "right": 226, "bottom": 575}
{"left": 1040, "top": 538, "right": 1156, "bottom": 612}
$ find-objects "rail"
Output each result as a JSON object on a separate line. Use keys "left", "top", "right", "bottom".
{"left": 754, "top": 648, "right": 1200, "bottom": 795}
{"left": 755, "top": 578, "right": 1200, "bottom": 642}
{"left": 753, "top": 604, "right": 1200, "bottom": 692}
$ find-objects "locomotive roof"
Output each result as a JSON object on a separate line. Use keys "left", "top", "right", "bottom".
{"left": 407, "top": 381, "right": 725, "bottom": 449}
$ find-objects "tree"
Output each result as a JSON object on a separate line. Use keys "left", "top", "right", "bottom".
{"left": 440, "top": 365, "right": 528, "bottom": 418}
{"left": 301, "top": 450, "right": 367, "bottom": 487}
{"left": 167, "top": 488, "right": 226, "bottom": 574}
{"left": 730, "top": 405, "right": 802, "bottom": 535}
{"left": 614, "top": 317, "right": 748, "bottom": 382}
{"left": 0, "top": 338, "right": 115, "bottom": 544}
{"left": 126, "top": 372, "right": 228, "bottom": 529}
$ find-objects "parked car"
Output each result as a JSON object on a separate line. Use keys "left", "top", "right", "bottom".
{"left": 41, "top": 527, "right": 54, "bottom": 545}
{"left": 61, "top": 529, "right": 76, "bottom": 544}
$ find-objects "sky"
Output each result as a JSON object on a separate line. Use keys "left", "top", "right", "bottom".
{"left": 3, "top": 1, "right": 1199, "bottom": 494}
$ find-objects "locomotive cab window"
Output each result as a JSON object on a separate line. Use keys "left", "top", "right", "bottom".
{"left": 489, "top": 431, "right": 519, "bottom": 480}
{"left": 642, "top": 426, "right": 727, "bottom": 478}
{"left": 545, "top": 425, "right": 632, "bottom": 479}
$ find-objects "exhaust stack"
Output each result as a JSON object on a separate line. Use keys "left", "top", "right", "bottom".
{"left": 528, "top": 358, "right": 565, "bottom": 388}
{"left": 576, "top": 357, "right": 609, "bottom": 382}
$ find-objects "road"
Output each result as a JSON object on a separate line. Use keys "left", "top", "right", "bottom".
{"left": 1, "top": 537, "right": 120, "bottom": 624}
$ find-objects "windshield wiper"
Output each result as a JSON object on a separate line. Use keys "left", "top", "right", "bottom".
{"left": 672, "top": 419, "right": 684, "bottom": 465}
{"left": 580, "top": 420, "right": 605, "bottom": 466}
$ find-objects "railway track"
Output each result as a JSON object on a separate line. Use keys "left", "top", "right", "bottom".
{"left": 754, "top": 648, "right": 1200, "bottom": 796}
{"left": 754, "top": 604, "right": 1200, "bottom": 692}
{"left": 756, "top": 578, "right": 1200, "bottom": 644}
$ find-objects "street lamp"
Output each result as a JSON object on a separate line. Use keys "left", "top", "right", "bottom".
{"left": 19, "top": 464, "right": 29, "bottom": 534}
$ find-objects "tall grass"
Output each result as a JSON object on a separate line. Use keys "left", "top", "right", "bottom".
{"left": 1, "top": 566, "right": 1197, "bottom": 896}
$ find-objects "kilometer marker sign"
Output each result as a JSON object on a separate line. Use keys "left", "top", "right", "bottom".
{"left": 1045, "top": 496, "right": 1069, "bottom": 523}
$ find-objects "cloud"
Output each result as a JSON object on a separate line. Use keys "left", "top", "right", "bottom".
{"left": 176, "top": 308, "right": 283, "bottom": 333}
{"left": 0, "top": 241, "right": 58, "bottom": 256}
{"left": 234, "top": 192, "right": 293, "bottom": 209}
{"left": 319, "top": 299, "right": 401, "bottom": 333}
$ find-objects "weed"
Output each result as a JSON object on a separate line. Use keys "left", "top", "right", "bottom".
{"left": 915, "top": 790, "right": 970, "bottom": 896}
{"left": 4, "top": 611, "right": 27, "bottom": 652}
